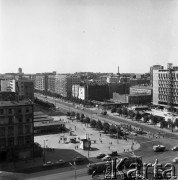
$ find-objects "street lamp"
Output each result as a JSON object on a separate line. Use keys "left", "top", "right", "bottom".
{"left": 69, "top": 161, "right": 76, "bottom": 180}
{"left": 43, "top": 139, "right": 48, "bottom": 163}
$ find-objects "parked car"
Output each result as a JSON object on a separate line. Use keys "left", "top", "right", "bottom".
{"left": 43, "top": 161, "right": 54, "bottom": 167}
{"left": 102, "top": 155, "right": 112, "bottom": 161}
{"left": 73, "top": 156, "right": 85, "bottom": 163}
{"left": 108, "top": 151, "right": 118, "bottom": 157}
{"left": 171, "top": 146, "right": 178, "bottom": 151}
{"left": 96, "top": 153, "right": 106, "bottom": 159}
{"left": 55, "top": 160, "right": 65, "bottom": 166}
{"left": 153, "top": 145, "right": 166, "bottom": 152}
{"left": 172, "top": 157, "right": 178, "bottom": 164}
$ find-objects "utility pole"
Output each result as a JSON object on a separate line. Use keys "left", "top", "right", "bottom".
{"left": 43, "top": 139, "right": 48, "bottom": 163}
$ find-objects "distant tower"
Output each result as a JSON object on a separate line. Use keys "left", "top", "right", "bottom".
{"left": 18, "top": 67, "right": 22, "bottom": 74}
{"left": 117, "top": 66, "right": 120, "bottom": 76}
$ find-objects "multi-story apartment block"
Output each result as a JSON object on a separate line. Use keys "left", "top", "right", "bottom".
{"left": 78, "top": 83, "right": 109, "bottom": 101}
{"left": 55, "top": 74, "right": 81, "bottom": 98}
{"left": 153, "top": 63, "right": 178, "bottom": 112}
{"left": 0, "top": 100, "right": 34, "bottom": 162}
{"left": 130, "top": 85, "right": 152, "bottom": 95}
{"left": 34, "top": 75, "right": 48, "bottom": 92}
{"left": 0, "top": 79, "right": 16, "bottom": 92}
{"left": 1, "top": 79, "right": 34, "bottom": 101}
{"left": 16, "top": 79, "right": 34, "bottom": 101}
{"left": 72, "top": 85, "right": 80, "bottom": 98}
{"left": 48, "top": 75, "right": 56, "bottom": 93}
{"left": 150, "top": 65, "right": 164, "bottom": 86}
{"left": 0, "top": 92, "right": 16, "bottom": 101}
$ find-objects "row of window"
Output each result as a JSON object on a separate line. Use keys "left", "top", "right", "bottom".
{"left": 0, "top": 136, "right": 32, "bottom": 148}
{"left": 158, "top": 73, "right": 178, "bottom": 78}
{"left": 0, "top": 125, "right": 32, "bottom": 137}
{"left": 0, "top": 107, "right": 31, "bottom": 115}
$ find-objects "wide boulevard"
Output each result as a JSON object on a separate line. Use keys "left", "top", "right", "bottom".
{"left": 28, "top": 93, "right": 178, "bottom": 180}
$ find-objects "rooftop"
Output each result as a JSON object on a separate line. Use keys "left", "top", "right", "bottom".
{"left": 0, "top": 100, "right": 33, "bottom": 107}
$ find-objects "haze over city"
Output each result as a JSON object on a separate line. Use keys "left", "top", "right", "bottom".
{"left": 1, "top": 0, "right": 178, "bottom": 74}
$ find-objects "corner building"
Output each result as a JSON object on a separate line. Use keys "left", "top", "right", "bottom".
{"left": 0, "top": 100, "right": 34, "bottom": 162}
{"left": 153, "top": 63, "right": 178, "bottom": 112}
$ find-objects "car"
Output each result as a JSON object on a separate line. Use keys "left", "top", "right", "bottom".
{"left": 130, "top": 132, "right": 137, "bottom": 136}
{"left": 172, "top": 157, "right": 178, "bottom": 164}
{"left": 73, "top": 157, "right": 85, "bottom": 163}
{"left": 102, "top": 155, "right": 112, "bottom": 161}
{"left": 55, "top": 160, "right": 65, "bottom": 166}
{"left": 43, "top": 161, "right": 54, "bottom": 167}
{"left": 96, "top": 153, "right": 106, "bottom": 159}
{"left": 171, "top": 146, "right": 178, "bottom": 151}
{"left": 108, "top": 151, "right": 118, "bottom": 157}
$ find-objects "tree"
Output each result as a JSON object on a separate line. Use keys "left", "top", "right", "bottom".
{"left": 96, "top": 120, "right": 103, "bottom": 131}
{"left": 117, "top": 108, "right": 122, "bottom": 115}
{"left": 128, "top": 110, "right": 135, "bottom": 120}
{"left": 90, "top": 119, "right": 96, "bottom": 128}
{"left": 80, "top": 113, "right": 85, "bottom": 121}
{"left": 160, "top": 119, "right": 168, "bottom": 128}
{"left": 85, "top": 117, "right": 90, "bottom": 124}
{"left": 111, "top": 108, "right": 116, "bottom": 113}
{"left": 71, "top": 111, "right": 75, "bottom": 117}
{"left": 103, "top": 122, "right": 110, "bottom": 133}
{"left": 143, "top": 115, "right": 149, "bottom": 123}
{"left": 174, "top": 118, "right": 178, "bottom": 128}
{"left": 76, "top": 113, "right": 80, "bottom": 120}
{"left": 109, "top": 125, "right": 117, "bottom": 134}
{"left": 122, "top": 107, "right": 128, "bottom": 116}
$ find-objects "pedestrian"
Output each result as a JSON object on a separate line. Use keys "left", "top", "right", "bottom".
{"left": 101, "top": 140, "right": 102, "bottom": 143}
{"left": 124, "top": 149, "right": 125, "bottom": 152}
{"left": 111, "top": 142, "right": 112, "bottom": 145}
{"left": 100, "top": 133, "right": 101, "bottom": 137}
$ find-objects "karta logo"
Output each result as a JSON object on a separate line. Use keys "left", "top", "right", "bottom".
{"left": 105, "top": 158, "right": 177, "bottom": 180}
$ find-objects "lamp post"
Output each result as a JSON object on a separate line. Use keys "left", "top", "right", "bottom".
{"left": 69, "top": 161, "right": 76, "bottom": 180}
{"left": 43, "top": 139, "right": 48, "bottom": 163}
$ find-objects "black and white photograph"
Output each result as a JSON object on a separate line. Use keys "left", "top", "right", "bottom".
{"left": 0, "top": 0, "right": 178, "bottom": 179}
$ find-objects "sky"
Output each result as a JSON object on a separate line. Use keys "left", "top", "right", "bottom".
{"left": 0, "top": 0, "right": 178, "bottom": 74}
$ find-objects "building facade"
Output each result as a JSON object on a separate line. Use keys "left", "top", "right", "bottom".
{"left": 153, "top": 63, "right": 178, "bottom": 112}
{"left": 16, "top": 79, "right": 34, "bottom": 101}
{"left": 55, "top": 74, "right": 81, "bottom": 98}
{"left": 130, "top": 85, "right": 152, "bottom": 95}
{"left": 150, "top": 65, "right": 164, "bottom": 86}
{"left": 34, "top": 75, "right": 48, "bottom": 92}
{"left": 48, "top": 75, "right": 56, "bottom": 93}
{"left": 0, "top": 100, "right": 34, "bottom": 162}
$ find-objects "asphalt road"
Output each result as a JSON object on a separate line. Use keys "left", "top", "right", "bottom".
{"left": 32, "top": 94, "right": 178, "bottom": 180}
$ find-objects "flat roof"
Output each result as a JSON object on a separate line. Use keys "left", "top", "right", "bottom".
{"left": 34, "top": 121, "right": 64, "bottom": 127}
{"left": 0, "top": 100, "right": 33, "bottom": 107}
{"left": 130, "top": 85, "right": 152, "bottom": 90}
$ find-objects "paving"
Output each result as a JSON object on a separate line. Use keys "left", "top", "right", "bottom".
{"left": 35, "top": 115, "right": 140, "bottom": 159}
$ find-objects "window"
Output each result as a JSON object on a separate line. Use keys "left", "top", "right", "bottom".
{"left": 0, "top": 127, "right": 6, "bottom": 137}
{"left": 17, "top": 136, "right": 24, "bottom": 145}
{"left": 0, "top": 139, "right": 6, "bottom": 148}
{"left": 18, "top": 125, "right": 23, "bottom": 135}
{"left": 8, "top": 126, "right": 14, "bottom": 136}
{"left": 25, "top": 125, "right": 31, "bottom": 134}
{"left": 9, "top": 117, "right": 13, "bottom": 124}
{"left": 8, "top": 138, "right": 14, "bottom": 147}
{"left": 0, "top": 109, "right": 3, "bottom": 115}
{"left": 8, "top": 109, "right": 12, "bottom": 114}
{"left": 25, "top": 136, "right": 31, "bottom": 145}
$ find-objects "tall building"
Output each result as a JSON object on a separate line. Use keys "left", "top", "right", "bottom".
{"left": 1, "top": 79, "right": 34, "bottom": 101}
{"left": 0, "top": 79, "right": 16, "bottom": 92}
{"left": 150, "top": 65, "right": 164, "bottom": 86}
{"left": 34, "top": 75, "right": 48, "bottom": 92}
{"left": 55, "top": 74, "right": 81, "bottom": 98}
{"left": 16, "top": 79, "right": 34, "bottom": 101}
{"left": 153, "top": 63, "right": 178, "bottom": 112}
{"left": 48, "top": 75, "right": 56, "bottom": 93}
{"left": 0, "top": 100, "right": 34, "bottom": 162}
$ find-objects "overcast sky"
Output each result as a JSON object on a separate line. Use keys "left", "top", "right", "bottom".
{"left": 0, "top": 0, "right": 178, "bottom": 74}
